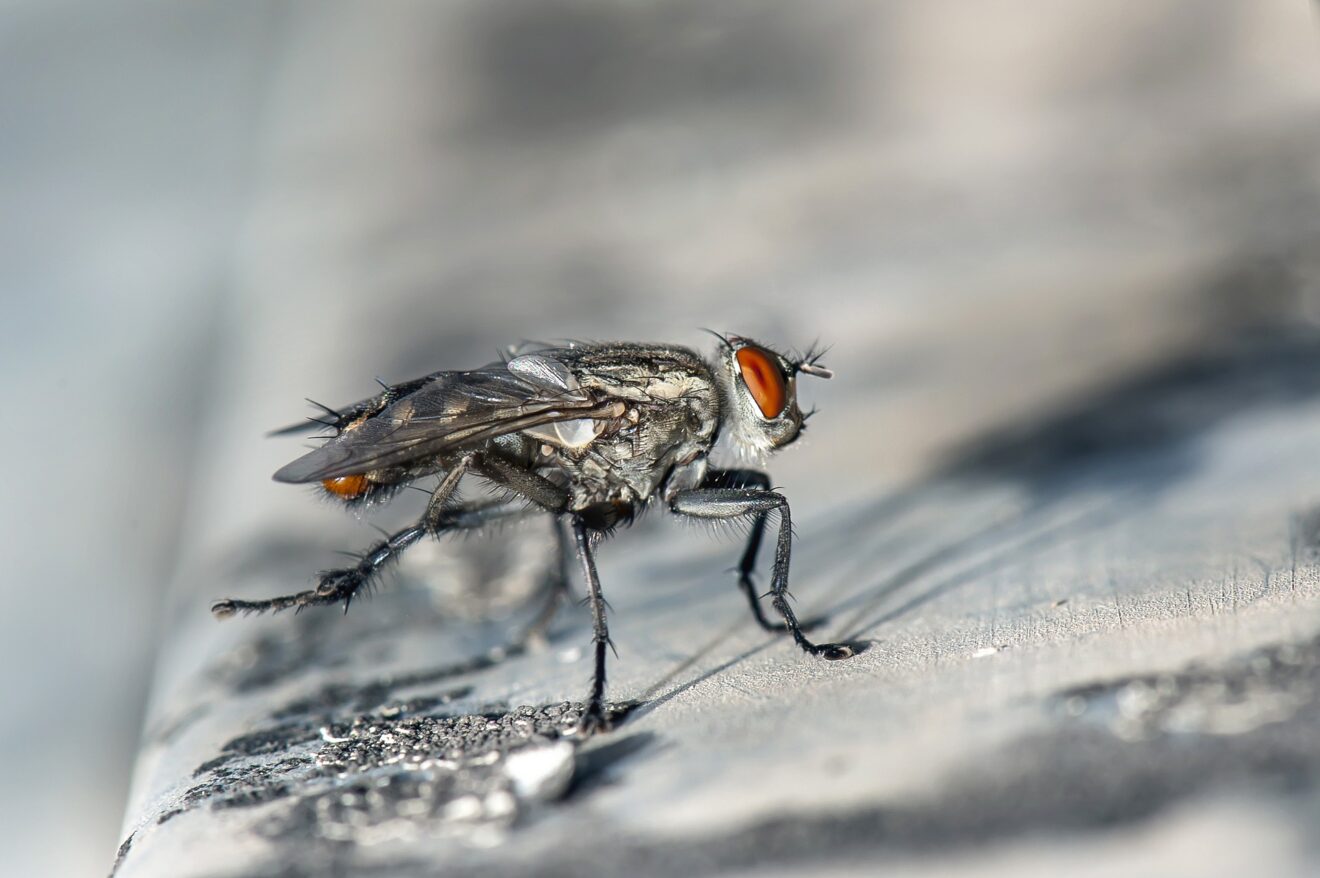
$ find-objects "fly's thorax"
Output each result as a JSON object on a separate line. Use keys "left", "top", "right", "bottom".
{"left": 544, "top": 342, "right": 723, "bottom": 448}
{"left": 499, "top": 343, "right": 725, "bottom": 509}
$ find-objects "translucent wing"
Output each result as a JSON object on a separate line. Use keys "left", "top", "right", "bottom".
{"left": 272, "top": 359, "right": 610, "bottom": 483}
{"left": 266, "top": 374, "right": 438, "bottom": 437}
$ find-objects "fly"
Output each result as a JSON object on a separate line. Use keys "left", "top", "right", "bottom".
{"left": 212, "top": 334, "right": 853, "bottom": 733}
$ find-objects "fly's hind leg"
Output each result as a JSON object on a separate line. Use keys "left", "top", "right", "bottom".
{"left": 467, "top": 452, "right": 580, "bottom": 650}
{"left": 212, "top": 523, "right": 428, "bottom": 617}
{"left": 212, "top": 457, "right": 478, "bottom": 618}
{"left": 670, "top": 487, "right": 853, "bottom": 660}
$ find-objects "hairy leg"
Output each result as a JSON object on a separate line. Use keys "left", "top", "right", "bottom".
{"left": 670, "top": 487, "right": 853, "bottom": 660}
{"left": 213, "top": 459, "right": 487, "bottom": 617}
{"left": 699, "top": 468, "right": 797, "bottom": 631}
{"left": 214, "top": 451, "right": 574, "bottom": 619}
{"left": 210, "top": 500, "right": 527, "bottom": 618}
{"left": 571, "top": 516, "right": 614, "bottom": 733}
{"left": 517, "top": 516, "right": 573, "bottom": 646}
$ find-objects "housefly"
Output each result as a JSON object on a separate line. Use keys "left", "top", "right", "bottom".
{"left": 213, "top": 334, "right": 852, "bottom": 732}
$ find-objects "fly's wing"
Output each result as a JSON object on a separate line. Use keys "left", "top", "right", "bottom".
{"left": 267, "top": 374, "right": 439, "bottom": 437}
{"left": 272, "top": 362, "right": 610, "bottom": 483}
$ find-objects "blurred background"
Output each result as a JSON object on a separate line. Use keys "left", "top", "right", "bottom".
{"left": 2, "top": 2, "right": 1317, "bottom": 875}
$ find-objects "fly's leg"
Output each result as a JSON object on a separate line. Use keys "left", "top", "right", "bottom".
{"left": 428, "top": 498, "right": 531, "bottom": 532}
{"left": 212, "top": 526, "right": 429, "bottom": 617}
{"left": 211, "top": 500, "right": 526, "bottom": 618}
{"left": 572, "top": 516, "right": 614, "bottom": 734}
{"left": 212, "top": 458, "right": 480, "bottom": 617}
{"left": 470, "top": 453, "right": 581, "bottom": 649}
{"left": 670, "top": 488, "right": 854, "bottom": 660}
{"left": 700, "top": 469, "right": 792, "bottom": 632}
{"left": 474, "top": 452, "right": 570, "bottom": 513}
{"left": 736, "top": 513, "right": 788, "bottom": 630}
{"left": 517, "top": 517, "right": 573, "bottom": 647}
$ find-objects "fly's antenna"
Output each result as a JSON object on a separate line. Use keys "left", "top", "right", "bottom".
{"left": 795, "top": 341, "right": 834, "bottom": 379}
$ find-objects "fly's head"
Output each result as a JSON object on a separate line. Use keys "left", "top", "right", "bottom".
{"left": 710, "top": 333, "right": 833, "bottom": 458}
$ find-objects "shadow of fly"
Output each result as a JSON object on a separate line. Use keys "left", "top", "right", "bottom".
{"left": 213, "top": 334, "right": 851, "bottom": 733}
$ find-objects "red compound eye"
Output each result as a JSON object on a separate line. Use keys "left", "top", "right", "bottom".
{"left": 323, "top": 474, "right": 369, "bottom": 499}
{"left": 736, "top": 346, "right": 787, "bottom": 418}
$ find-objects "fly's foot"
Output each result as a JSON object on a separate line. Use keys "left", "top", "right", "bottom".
{"left": 790, "top": 629, "right": 856, "bottom": 660}
{"left": 817, "top": 642, "right": 855, "bottom": 660}
{"left": 577, "top": 706, "right": 613, "bottom": 737}
{"left": 211, "top": 599, "right": 238, "bottom": 620}
{"left": 209, "top": 566, "right": 369, "bottom": 621}
{"left": 800, "top": 640, "right": 855, "bottom": 660}
{"left": 210, "top": 596, "right": 295, "bottom": 617}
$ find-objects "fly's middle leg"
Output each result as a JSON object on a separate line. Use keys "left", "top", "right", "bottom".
{"left": 516, "top": 516, "right": 573, "bottom": 648}
{"left": 571, "top": 515, "right": 614, "bottom": 734}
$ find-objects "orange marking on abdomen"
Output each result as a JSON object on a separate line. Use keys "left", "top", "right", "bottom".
{"left": 322, "top": 474, "right": 369, "bottom": 499}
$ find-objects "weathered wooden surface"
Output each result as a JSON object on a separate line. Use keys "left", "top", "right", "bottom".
{"left": 119, "top": 315, "right": 1320, "bottom": 877}
{"left": 14, "top": 1, "right": 1310, "bottom": 876}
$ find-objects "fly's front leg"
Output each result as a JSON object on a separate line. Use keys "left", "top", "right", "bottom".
{"left": 572, "top": 516, "right": 614, "bottom": 734}
{"left": 700, "top": 469, "right": 787, "bottom": 632}
{"left": 670, "top": 488, "right": 854, "bottom": 660}
{"left": 213, "top": 458, "right": 475, "bottom": 618}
